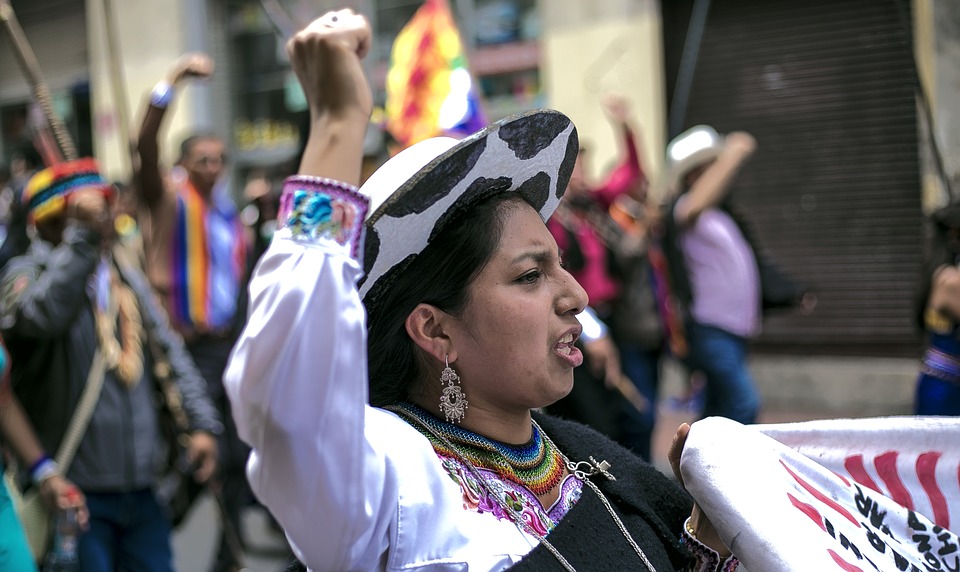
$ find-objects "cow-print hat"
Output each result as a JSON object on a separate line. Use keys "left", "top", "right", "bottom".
{"left": 358, "top": 109, "right": 578, "bottom": 316}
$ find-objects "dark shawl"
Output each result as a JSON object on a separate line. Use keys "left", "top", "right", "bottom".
{"left": 508, "top": 413, "right": 694, "bottom": 571}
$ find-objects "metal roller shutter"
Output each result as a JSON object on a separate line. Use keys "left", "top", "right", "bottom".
{"left": 662, "top": 0, "right": 922, "bottom": 355}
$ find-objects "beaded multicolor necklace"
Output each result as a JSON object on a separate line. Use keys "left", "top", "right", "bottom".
{"left": 388, "top": 402, "right": 657, "bottom": 572}
{"left": 389, "top": 402, "right": 565, "bottom": 496}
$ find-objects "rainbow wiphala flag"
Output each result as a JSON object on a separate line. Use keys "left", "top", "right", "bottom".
{"left": 386, "top": 0, "right": 487, "bottom": 149}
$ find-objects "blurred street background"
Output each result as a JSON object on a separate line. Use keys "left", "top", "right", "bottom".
{"left": 4, "top": 0, "right": 955, "bottom": 376}
{"left": 3, "top": 0, "right": 960, "bottom": 569}
{"left": 173, "top": 494, "right": 290, "bottom": 571}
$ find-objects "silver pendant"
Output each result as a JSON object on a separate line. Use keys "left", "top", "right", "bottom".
{"left": 439, "top": 364, "right": 468, "bottom": 423}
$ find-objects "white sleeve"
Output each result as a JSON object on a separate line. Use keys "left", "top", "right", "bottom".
{"left": 576, "top": 306, "right": 609, "bottom": 342}
{"left": 224, "top": 183, "right": 390, "bottom": 570}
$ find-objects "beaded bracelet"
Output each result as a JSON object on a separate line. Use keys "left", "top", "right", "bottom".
{"left": 278, "top": 176, "right": 370, "bottom": 261}
{"left": 680, "top": 516, "right": 740, "bottom": 572}
{"left": 30, "top": 455, "right": 59, "bottom": 485}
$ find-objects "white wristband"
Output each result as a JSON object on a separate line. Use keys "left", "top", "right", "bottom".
{"left": 31, "top": 457, "right": 60, "bottom": 485}
{"left": 150, "top": 81, "right": 174, "bottom": 108}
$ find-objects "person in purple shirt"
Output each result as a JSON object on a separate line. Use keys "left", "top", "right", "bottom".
{"left": 661, "top": 126, "right": 762, "bottom": 424}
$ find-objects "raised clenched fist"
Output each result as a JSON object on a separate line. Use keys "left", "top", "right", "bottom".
{"left": 286, "top": 9, "right": 373, "bottom": 121}
{"left": 167, "top": 52, "right": 214, "bottom": 85}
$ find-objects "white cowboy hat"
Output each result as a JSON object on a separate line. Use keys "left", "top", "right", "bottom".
{"left": 357, "top": 109, "right": 578, "bottom": 313}
{"left": 662, "top": 125, "right": 726, "bottom": 196}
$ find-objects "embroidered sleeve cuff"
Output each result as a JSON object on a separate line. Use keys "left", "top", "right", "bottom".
{"left": 277, "top": 176, "right": 370, "bottom": 263}
{"left": 680, "top": 517, "right": 739, "bottom": 572}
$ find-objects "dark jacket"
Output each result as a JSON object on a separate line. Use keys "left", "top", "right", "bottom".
{"left": 0, "top": 224, "right": 221, "bottom": 492}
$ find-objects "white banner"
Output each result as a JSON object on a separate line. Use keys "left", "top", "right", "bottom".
{"left": 681, "top": 416, "right": 960, "bottom": 572}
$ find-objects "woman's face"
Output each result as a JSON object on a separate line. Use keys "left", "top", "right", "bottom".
{"left": 447, "top": 202, "right": 589, "bottom": 415}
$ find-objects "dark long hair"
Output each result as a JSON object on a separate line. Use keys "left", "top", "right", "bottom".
{"left": 366, "top": 193, "right": 530, "bottom": 407}
{"left": 915, "top": 204, "right": 960, "bottom": 331}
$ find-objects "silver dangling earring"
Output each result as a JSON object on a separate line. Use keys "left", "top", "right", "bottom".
{"left": 439, "top": 355, "right": 468, "bottom": 424}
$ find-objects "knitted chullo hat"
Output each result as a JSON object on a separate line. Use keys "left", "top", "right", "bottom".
{"left": 22, "top": 158, "right": 112, "bottom": 223}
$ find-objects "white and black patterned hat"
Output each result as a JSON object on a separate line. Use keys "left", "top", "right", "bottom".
{"left": 358, "top": 109, "right": 578, "bottom": 312}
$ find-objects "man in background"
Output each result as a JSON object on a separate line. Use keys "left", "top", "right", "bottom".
{"left": 136, "top": 53, "right": 249, "bottom": 572}
{"left": 1, "top": 159, "right": 220, "bottom": 571}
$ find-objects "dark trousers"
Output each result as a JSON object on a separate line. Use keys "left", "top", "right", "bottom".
{"left": 187, "top": 336, "right": 251, "bottom": 572}
{"left": 915, "top": 374, "right": 960, "bottom": 415}
{"left": 686, "top": 322, "right": 761, "bottom": 424}
{"left": 616, "top": 345, "right": 661, "bottom": 461}
{"left": 79, "top": 490, "right": 173, "bottom": 572}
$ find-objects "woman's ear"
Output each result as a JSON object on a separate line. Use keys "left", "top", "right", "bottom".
{"left": 404, "top": 303, "right": 454, "bottom": 363}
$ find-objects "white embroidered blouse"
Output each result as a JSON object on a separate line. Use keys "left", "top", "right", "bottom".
{"left": 224, "top": 184, "right": 571, "bottom": 571}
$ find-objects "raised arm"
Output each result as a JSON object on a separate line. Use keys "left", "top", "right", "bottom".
{"left": 135, "top": 54, "right": 214, "bottom": 210}
{"left": 674, "top": 131, "right": 756, "bottom": 227}
{"left": 290, "top": 13, "right": 372, "bottom": 183}
{"left": 593, "top": 95, "right": 646, "bottom": 208}
{"left": 223, "top": 11, "right": 387, "bottom": 570}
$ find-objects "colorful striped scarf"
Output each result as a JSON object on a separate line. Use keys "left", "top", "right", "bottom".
{"left": 169, "top": 178, "right": 246, "bottom": 331}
